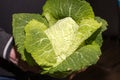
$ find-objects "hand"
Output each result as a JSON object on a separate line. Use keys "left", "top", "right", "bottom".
{"left": 9, "top": 47, "right": 41, "bottom": 73}
{"left": 9, "top": 47, "right": 18, "bottom": 64}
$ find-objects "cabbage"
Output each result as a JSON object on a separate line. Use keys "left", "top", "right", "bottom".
{"left": 12, "top": 0, "right": 107, "bottom": 78}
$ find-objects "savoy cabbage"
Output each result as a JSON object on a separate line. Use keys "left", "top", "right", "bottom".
{"left": 12, "top": 0, "right": 107, "bottom": 78}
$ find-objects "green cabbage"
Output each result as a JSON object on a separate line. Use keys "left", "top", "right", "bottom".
{"left": 12, "top": 0, "right": 107, "bottom": 78}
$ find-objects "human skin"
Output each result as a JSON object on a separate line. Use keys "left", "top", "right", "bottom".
{"left": 9, "top": 47, "right": 18, "bottom": 64}
{"left": 9, "top": 47, "right": 40, "bottom": 73}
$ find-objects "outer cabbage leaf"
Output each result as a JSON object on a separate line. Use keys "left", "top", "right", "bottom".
{"left": 24, "top": 19, "right": 56, "bottom": 69}
{"left": 42, "top": 0, "right": 94, "bottom": 26}
{"left": 95, "top": 17, "right": 108, "bottom": 32}
{"left": 85, "top": 17, "right": 108, "bottom": 46}
{"left": 93, "top": 17, "right": 108, "bottom": 46}
{"left": 46, "top": 43, "right": 101, "bottom": 78}
{"left": 12, "top": 13, "right": 48, "bottom": 62}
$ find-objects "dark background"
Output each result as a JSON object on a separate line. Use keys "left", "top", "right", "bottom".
{"left": 0, "top": 0, "right": 120, "bottom": 80}
{"left": 0, "top": 0, "right": 46, "bottom": 34}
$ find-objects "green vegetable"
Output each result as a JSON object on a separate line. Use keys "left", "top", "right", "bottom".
{"left": 42, "top": 0, "right": 94, "bottom": 26}
{"left": 12, "top": 13, "right": 48, "bottom": 65}
{"left": 24, "top": 19, "right": 56, "bottom": 68}
{"left": 12, "top": 0, "right": 107, "bottom": 78}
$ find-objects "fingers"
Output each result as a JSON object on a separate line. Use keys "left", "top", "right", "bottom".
{"left": 9, "top": 47, "right": 41, "bottom": 73}
{"left": 9, "top": 47, "right": 18, "bottom": 65}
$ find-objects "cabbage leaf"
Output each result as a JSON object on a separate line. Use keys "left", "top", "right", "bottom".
{"left": 12, "top": 13, "right": 48, "bottom": 64}
{"left": 42, "top": 0, "right": 94, "bottom": 26}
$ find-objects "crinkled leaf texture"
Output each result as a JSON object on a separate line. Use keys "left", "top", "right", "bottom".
{"left": 42, "top": 0, "right": 94, "bottom": 26}
{"left": 24, "top": 19, "right": 56, "bottom": 68}
{"left": 24, "top": 17, "right": 102, "bottom": 78}
{"left": 12, "top": 13, "right": 48, "bottom": 65}
{"left": 12, "top": 0, "right": 107, "bottom": 78}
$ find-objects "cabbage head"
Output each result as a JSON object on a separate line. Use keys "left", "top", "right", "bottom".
{"left": 12, "top": 0, "right": 107, "bottom": 78}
